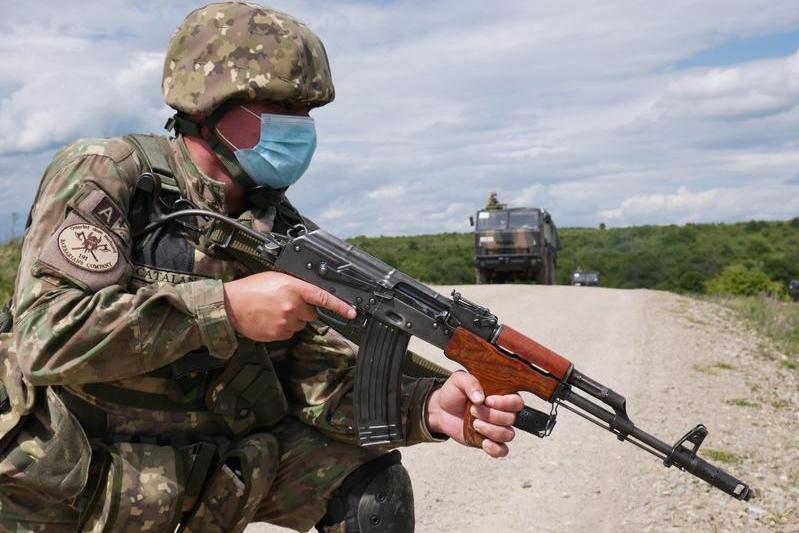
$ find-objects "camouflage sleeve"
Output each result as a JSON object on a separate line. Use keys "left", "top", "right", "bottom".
{"left": 13, "top": 139, "right": 238, "bottom": 386}
{"left": 275, "top": 322, "right": 446, "bottom": 447}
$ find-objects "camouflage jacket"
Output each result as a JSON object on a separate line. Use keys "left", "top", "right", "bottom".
{"left": 0, "top": 135, "right": 440, "bottom": 502}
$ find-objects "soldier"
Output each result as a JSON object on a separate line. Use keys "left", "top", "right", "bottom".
{"left": 485, "top": 192, "right": 504, "bottom": 210}
{"left": 0, "top": 2, "right": 522, "bottom": 532}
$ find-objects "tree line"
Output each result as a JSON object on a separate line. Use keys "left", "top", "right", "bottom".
{"left": 0, "top": 218, "right": 796, "bottom": 303}
{"left": 349, "top": 218, "right": 799, "bottom": 295}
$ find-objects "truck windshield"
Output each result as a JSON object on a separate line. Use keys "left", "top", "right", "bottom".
{"left": 509, "top": 211, "right": 540, "bottom": 229}
{"left": 476, "top": 211, "right": 508, "bottom": 230}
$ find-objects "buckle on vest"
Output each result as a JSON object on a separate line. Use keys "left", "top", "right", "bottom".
{"left": 205, "top": 222, "right": 235, "bottom": 251}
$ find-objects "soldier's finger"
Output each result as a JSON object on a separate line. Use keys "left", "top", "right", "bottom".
{"left": 296, "top": 280, "right": 356, "bottom": 319}
{"left": 473, "top": 419, "right": 515, "bottom": 443}
{"left": 289, "top": 318, "right": 308, "bottom": 332}
{"left": 469, "top": 404, "right": 516, "bottom": 426}
{"left": 297, "top": 302, "right": 318, "bottom": 322}
{"left": 481, "top": 439, "right": 509, "bottom": 458}
{"left": 448, "top": 370, "right": 484, "bottom": 404}
{"left": 484, "top": 393, "right": 524, "bottom": 412}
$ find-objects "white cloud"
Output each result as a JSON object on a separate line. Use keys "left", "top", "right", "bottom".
{"left": 599, "top": 183, "right": 799, "bottom": 225}
{"left": 654, "top": 51, "right": 799, "bottom": 121}
{"left": 366, "top": 184, "right": 408, "bottom": 201}
{"left": 2, "top": 1, "right": 799, "bottom": 236}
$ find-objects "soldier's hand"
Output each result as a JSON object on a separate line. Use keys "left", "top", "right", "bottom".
{"left": 425, "top": 371, "right": 523, "bottom": 458}
{"left": 223, "top": 271, "right": 356, "bottom": 341}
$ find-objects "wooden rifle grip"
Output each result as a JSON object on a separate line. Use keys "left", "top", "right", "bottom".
{"left": 462, "top": 400, "right": 484, "bottom": 448}
{"left": 444, "top": 327, "right": 562, "bottom": 449}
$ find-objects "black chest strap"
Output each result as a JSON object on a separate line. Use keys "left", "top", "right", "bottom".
{"left": 124, "top": 134, "right": 181, "bottom": 194}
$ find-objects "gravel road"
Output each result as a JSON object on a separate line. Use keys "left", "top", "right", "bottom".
{"left": 248, "top": 285, "right": 799, "bottom": 532}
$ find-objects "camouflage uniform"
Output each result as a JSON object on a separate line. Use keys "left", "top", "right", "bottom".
{"left": 0, "top": 3, "right": 442, "bottom": 532}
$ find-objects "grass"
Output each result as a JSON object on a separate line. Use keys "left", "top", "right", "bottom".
{"left": 725, "top": 398, "right": 759, "bottom": 408}
{"left": 0, "top": 240, "right": 20, "bottom": 303}
{"left": 704, "top": 449, "right": 744, "bottom": 466}
{"left": 692, "top": 361, "right": 736, "bottom": 375}
{"left": 710, "top": 295, "right": 799, "bottom": 369}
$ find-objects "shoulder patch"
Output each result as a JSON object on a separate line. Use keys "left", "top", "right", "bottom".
{"left": 91, "top": 196, "right": 122, "bottom": 228}
{"left": 57, "top": 224, "right": 119, "bottom": 272}
{"left": 38, "top": 206, "right": 130, "bottom": 292}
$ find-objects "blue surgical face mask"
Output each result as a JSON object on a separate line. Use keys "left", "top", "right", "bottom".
{"left": 219, "top": 107, "right": 317, "bottom": 190}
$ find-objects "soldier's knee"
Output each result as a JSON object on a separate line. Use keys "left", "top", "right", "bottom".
{"left": 317, "top": 450, "right": 414, "bottom": 533}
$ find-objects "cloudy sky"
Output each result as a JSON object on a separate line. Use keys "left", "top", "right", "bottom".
{"left": 2, "top": 1, "right": 799, "bottom": 237}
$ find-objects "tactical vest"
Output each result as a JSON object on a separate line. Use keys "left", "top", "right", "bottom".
{"left": 60, "top": 134, "right": 303, "bottom": 441}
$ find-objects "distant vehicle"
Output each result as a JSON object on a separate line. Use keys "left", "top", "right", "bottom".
{"left": 571, "top": 269, "right": 600, "bottom": 287}
{"left": 470, "top": 192, "right": 561, "bottom": 284}
{"left": 790, "top": 279, "right": 799, "bottom": 302}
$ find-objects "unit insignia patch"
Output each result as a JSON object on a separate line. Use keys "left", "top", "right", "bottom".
{"left": 57, "top": 223, "right": 119, "bottom": 272}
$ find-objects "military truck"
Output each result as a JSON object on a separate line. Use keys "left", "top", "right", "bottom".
{"left": 470, "top": 193, "right": 561, "bottom": 284}
{"left": 790, "top": 279, "right": 799, "bottom": 302}
{"left": 571, "top": 269, "right": 600, "bottom": 287}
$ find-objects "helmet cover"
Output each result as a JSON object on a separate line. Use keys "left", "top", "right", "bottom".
{"left": 162, "top": 2, "right": 334, "bottom": 116}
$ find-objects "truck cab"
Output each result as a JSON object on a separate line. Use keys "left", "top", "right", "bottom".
{"left": 471, "top": 196, "right": 561, "bottom": 284}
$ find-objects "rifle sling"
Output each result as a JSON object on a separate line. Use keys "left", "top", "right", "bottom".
{"left": 126, "top": 134, "right": 452, "bottom": 388}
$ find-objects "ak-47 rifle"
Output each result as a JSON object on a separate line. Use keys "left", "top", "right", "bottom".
{"left": 138, "top": 209, "right": 753, "bottom": 502}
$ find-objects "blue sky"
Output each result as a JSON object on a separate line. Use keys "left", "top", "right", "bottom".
{"left": 1, "top": 1, "right": 799, "bottom": 238}
{"left": 676, "top": 29, "right": 799, "bottom": 68}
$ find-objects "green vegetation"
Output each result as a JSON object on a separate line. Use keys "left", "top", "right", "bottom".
{"left": 351, "top": 218, "right": 799, "bottom": 291}
{"left": 1, "top": 219, "right": 794, "bottom": 293}
{"left": 348, "top": 232, "right": 474, "bottom": 284}
{"left": 704, "top": 449, "right": 744, "bottom": 466}
{"left": 725, "top": 398, "right": 759, "bottom": 408}
{"left": 711, "top": 295, "right": 799, "bottom": 363}
{"left": 691, "top": 361, "right": 736, "bottom": 375}
{"left": 705, "top": 264, "right": 782, "bottom": 297}
{"left": 0, "top": 240, "right": 20, "bottom": 303}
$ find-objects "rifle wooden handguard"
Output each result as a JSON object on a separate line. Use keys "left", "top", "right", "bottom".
{"left": 444, "top": 327, "right": 564, "bottom": 448}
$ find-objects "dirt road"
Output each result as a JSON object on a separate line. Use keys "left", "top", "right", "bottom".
{"left": 248, "top": 285, "right": 798, "bottom": 532}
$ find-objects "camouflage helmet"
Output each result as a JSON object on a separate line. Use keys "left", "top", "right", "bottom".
{"left": 162, "top": 2, "right": 334, "bottom": 116}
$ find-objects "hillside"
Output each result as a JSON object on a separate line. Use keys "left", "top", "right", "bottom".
{"left": 350, "top": 218, "right": 799, "bottom": 291}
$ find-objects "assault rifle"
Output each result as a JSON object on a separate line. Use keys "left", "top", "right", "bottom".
{"left": 139, "top": 210, "right": 753, "bottom": 501}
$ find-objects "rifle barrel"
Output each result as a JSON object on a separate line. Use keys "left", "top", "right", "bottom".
{"left": 562, "top": 389, "right": 752, "bottom": 501}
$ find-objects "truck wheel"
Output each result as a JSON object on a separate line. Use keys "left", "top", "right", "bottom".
{"left": 476, "top": 269, "right": 490, "bottom": 284}
{"left": 545, "top": 253, "right": 556, "bottom": 284}
{"left": 536, "top": 251, "right": 556, "bottom": 285}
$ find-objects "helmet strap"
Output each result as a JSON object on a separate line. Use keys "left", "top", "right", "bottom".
{"left": 166, "top": 110, "right": 254, "bottom": 189}
{"left": 166, "top": 110, "right": 286, "bottom": 208}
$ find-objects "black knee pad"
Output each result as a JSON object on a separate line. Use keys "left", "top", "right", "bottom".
{"left": 317, "top": 450, "right": 414, "bottom": 533}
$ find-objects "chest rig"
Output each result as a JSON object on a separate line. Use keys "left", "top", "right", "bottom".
{"left": 68, "top": 134, "right": 303, "bottom": 439}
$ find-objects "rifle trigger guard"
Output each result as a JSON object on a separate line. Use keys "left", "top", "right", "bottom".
{"left": 317, "top": 307, "right": 365, "bottom": 329}
{"left": 664, "top": 424, "right": 708, "bottom": 468}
